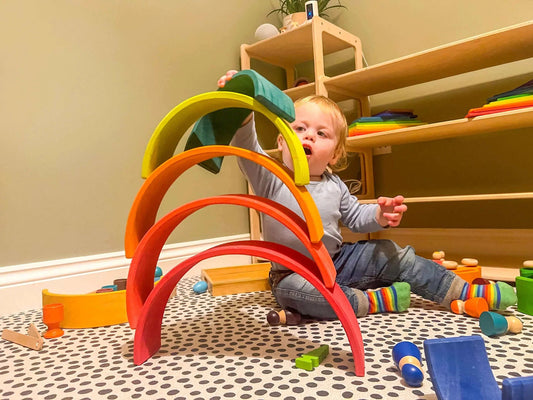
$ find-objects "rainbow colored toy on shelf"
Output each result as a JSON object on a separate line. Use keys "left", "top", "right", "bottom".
{"left": 348, "top": 109, "right": 425, "bottom": 136}
{"left": 465, "top": 79, "right": 533, "bottom": 117}
{"left": 124, "top": 70, "right": 367, "bottom": 376}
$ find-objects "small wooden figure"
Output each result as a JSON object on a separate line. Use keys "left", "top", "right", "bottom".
{"left": 392, "top": 341, "right": 424, "bottom": 387}
{"left": 42, "top": 303, "right": 65, "bottom": 339}
{"left": 451, "top": 297, "right": 489, "bottom": 318}
{"left": 479, "top": 311, "right": 523, "bottom": 337}
{"left": 267, "top": 309, "right": 301, "bottom": 326}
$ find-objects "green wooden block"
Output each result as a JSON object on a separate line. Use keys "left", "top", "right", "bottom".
{"left": 295, "top": 357, "right": 314, "bottom": 371}
{"left": 516, "top": 276, "right": 533, "bottom": 316}
{"left": 185, "top": 69, "right": 295, "bottom": 174}
{"left": 302, "top": 354, "right": 319, "bottom": 368}
{"left": 520, "top": 268, "right": 533, "bottom": 279}
{"left": 304, "top": 345, "right": 329, "bottom": 364}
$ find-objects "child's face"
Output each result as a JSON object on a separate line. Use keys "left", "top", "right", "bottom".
{"left": 277, "top": 101, "right": 339, "bottom": 181}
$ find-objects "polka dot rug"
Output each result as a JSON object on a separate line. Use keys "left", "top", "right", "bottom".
{"left": 1, "top": 276, "right": 532, "bottom": 400}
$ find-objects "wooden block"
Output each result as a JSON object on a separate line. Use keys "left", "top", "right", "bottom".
{"left": 453, "top": 265, "right": 482, "bottom": 283}
{"left": 201, "top": 263, "right": 272, "bottom": 296}
{"left": 2, "top": 324, "right": 43, "bottom": 351}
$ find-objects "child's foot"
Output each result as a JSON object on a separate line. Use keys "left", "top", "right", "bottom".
{"left": 460, "top": 281, "right": 517, "bottom": 310}
{"left": 365, "top": 282, "right": 411, "bottom": 314}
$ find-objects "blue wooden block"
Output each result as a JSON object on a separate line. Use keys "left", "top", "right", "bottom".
{"left": 424, "top": 335, "right": 501, "bottom": 400}
{"left": 502, "top": 375, "right": 533, "bottom": 400}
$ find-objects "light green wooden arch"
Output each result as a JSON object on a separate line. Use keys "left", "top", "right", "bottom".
{"left": 141, "top": 91, "right": 309, "bottom": 186}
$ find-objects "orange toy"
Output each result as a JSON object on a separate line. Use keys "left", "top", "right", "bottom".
{"left": 451, "top": 297, "right": 489, "bottom": 318}
{"left": 42, "top": 303, "right": 65, "bottom": 338}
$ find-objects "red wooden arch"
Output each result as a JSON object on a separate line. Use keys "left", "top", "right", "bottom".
{"left": 132, "top": 240, "right": 365, "bottom": 376}
{"left": 126, "top": 194, "right": 334, "bottom": 329}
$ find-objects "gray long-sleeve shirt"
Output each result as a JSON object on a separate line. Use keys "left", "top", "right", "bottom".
{"left": 231, "top": 118, "right": 384, "bottom": 271}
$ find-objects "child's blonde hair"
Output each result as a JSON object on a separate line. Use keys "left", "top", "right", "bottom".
{"left": 293, "top": 95, "right": 348, "bottom": 172}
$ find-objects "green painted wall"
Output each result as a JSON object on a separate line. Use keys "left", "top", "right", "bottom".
{"left": 1, "top": 0, "right": 532, "bottom": 266}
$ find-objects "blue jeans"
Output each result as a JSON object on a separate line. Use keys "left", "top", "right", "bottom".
{"left": 271, "top": 239, "right": 465, "bottom": 318}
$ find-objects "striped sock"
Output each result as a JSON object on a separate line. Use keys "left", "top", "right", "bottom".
{"left": 460, "top": 281, "right": 517, "bottom": 310}
{"left": 365, "top": 282, "right": 411, "bottom": 314}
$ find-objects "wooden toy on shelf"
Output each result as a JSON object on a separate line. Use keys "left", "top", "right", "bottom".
{"left": 479, "top": 311, "right": 523, "bottom": 337}
{"left": 450, "top": 297, "right": 489, "bottom": 318}
{"left": 1, "top": 323, "right": 44, "bottom": 351}
{"left": 392, "top": 341, "right": 424, "bottom": 387}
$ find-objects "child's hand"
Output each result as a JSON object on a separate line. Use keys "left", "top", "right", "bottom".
{"left": 217, "top": 69, "right": 253, "bottom": 126}
{"left": 376, "top": 195, "right": 407, "bottom": 227}
{"left": 217, "top": 70, "right": 239, "bottom": 88}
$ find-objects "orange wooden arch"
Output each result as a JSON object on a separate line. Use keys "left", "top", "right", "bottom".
{"left": 127, "top": 194, "right": 336, "bottom": 329}
{"left": 132, "top": 240, "right": 365, "bottom": 376}
{"left": 125, "top": 145, "right": 324, "bottom": 255}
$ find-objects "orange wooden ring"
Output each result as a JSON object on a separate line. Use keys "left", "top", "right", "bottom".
{"left": 125, "top": 145, "right": 324, "bottom": 256}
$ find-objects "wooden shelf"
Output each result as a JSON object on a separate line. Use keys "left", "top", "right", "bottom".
{"left": 359, "top": 192, "right": 533, "bottom": 204}
{"left": 241, "top": 17, "right": 360, "bottom": 69}
{"left": 325, "top": 20, "right": 533, "bottom": 98}
{"left": 346, "top": 107, "right": 533, "bottom": 151}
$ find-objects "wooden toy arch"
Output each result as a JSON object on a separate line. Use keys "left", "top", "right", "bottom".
{"left": 125, "top": 145, "right": 330, "bottom": 284}
{"left": 131, "top": 239, "right": 365, "bottom": 376}
{"left": 126, "top": 193, "right": 335, "bottom": 328}
{"left": 141, "top": 91, "right": 310, "bottom": 186}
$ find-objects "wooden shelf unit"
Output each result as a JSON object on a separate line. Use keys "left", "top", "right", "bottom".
{"left": 324, "top": 20, "right": 533, "bottom": 98}
{"left": 241, "top": 17, "right": 364, "bottom": 101}
{"left": 240, "top": 18, "right": 533, "bottom": 271}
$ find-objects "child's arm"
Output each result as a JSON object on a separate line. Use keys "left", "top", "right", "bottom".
{"left": 376, "top": 195, "right": 407, "bottom": 227}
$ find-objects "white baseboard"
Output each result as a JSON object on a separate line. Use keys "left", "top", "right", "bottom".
{"left": 0, "top": 234, "right": 251, "bottom": 316}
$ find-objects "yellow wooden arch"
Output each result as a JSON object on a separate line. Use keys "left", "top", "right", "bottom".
{"left": 141, "top": 91, "right": 310, "bottom": 186}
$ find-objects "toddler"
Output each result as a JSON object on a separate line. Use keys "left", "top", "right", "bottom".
{"left": 219, "top": 70, "right": 517, "bottom": 318}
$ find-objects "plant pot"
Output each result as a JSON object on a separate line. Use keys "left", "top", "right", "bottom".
{"left": 282, "top": 12, "right": 307, "bottom": 31}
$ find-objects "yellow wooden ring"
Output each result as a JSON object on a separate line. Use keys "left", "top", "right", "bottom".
{"left": 142, "top": 91, "right": 309, "bottom": 186}
{"left": 42, "top": 288, "right": 128, "bottom": 328}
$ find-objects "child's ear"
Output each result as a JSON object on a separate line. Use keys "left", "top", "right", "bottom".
{"left": 329, "top": 150, "right": 340, "bottom": 167}
{"left": 277, "top": 134, "right": 284, "bottom": 151}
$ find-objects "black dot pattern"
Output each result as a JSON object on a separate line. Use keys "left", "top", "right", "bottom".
{"left": 1, "top": 277, "right": 531, "bottom": 399}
